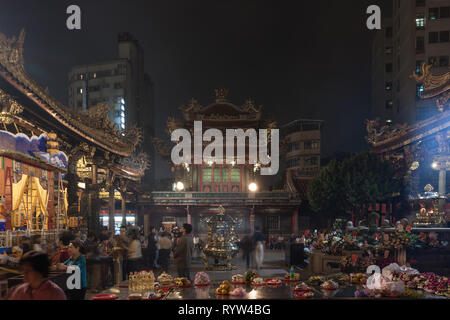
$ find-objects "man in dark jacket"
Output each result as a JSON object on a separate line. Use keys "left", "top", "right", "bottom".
{"left": 173, "top": 223, "right": 194, "bottom": 281}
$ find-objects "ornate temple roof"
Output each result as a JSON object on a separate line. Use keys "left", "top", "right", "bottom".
{"left": 367, "top": 65, "right": 450, "bottom": 152}
{"left": 0, "top": 29, "right": 142, "bottom": 157}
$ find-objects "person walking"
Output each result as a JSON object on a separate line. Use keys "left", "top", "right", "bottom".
{"left": 253, "top": 226, "right": 265, "bottom": 270}
{"left": 8, "top": 250, "right": 66, "bottom": 300}
{"left": 173, "top": 224, "right": 194, "bottom": 281}
{"left": 157, "top": 231, "right": 172, "bottom": 271}
{"left": 240, "top": 231, "right": 254, "bottom": 269}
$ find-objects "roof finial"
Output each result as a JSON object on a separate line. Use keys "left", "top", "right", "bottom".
{"left": 214, "top": 88, "right": 229, "bottom": 102}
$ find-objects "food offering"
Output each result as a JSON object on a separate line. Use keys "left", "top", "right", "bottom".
{"left": 128, "top": 271, "right": 155, "bottom": 291}
{"left": 293, "top": 282, "right": 312, "bottom": 292}
{"left": 284, "top": 273, "right": 300, "bottom": 282}
{"left": 294, "top": 291, "right": 314, "bottom": 299}
{"left": 327, "top": 273, "right": 350, "bottom": 286}
{"left": 174, "top": 277, "right": 192, "bottom": 288}
{"left": 244, "top": 270, "right": 260, "bottom": 283}
{"left": 251, "top": 277, "right": 266, "bottom": 286}
{"left": 350, "top": 273, "right": 369, "bottom": 285}
{"left": 194, "top": 272, "right": 211, "bottom": 286}
{"left": 229, "top": 287, "right": 247, "bottom": 297}
{"left": 142, "top": 291, "right": 164, "bottom": 300}
{"left": 321, "top": 280, "right": 339, "bottom": 291}
{"left": 266, "top": 277, "right": 282, "bottom": 286}
{"left": 216, "top": 280, "right": 234, "bottom": 295}
{"left": 92, "top": 293, "right": 118, "bottom": 300}
{"left": 306, "top": 275, "right": 325, "bottom": 286}
{"left": 128, "top": 293, "right": 143, "bottom": 300}
{"left": 157, "top": 272, "right": 174, "bottom": 287}
{"left": 231, "top": 274, "right": 246, "bottom": 285}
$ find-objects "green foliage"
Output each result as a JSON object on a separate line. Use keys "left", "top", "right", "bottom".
{"left": 307, "top": 152, "right": 403, "bottom": 216}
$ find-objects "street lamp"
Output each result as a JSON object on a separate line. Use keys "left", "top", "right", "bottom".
{"left": 176, "top": 181, "right": 185, "bottom": 191}
{"left": 248, "top": 182, "right": 258, "bottom": 192}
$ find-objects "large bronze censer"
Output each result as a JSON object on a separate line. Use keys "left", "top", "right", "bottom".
{"left": 202, "top": 205, "right": 240, "bottom": 270}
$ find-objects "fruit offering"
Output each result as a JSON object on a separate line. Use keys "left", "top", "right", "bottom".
{"left": 232, "top": 274, "right": 246, "bottom": 283}
{"left": 294, "top": 282, "right": 311, "bottom": 292}
{"left": 229, "top": 287, "right": 247, "bottom": 296}
{"left": 216, "top": 280, "right": 234, "bottom": 295}
{"left": 267, "top": 278, "right": 282, "bottom": 286}
{"left": 306, "top": 275, "right": 324, "bottom": 286}
{"left": 174, "top": 277, "right": 191, "bottom": 287}
{"left": 350, "top": 273, "right": 368, "bottom": 285}
{"left": 157, "top": 272, "right": 174, "bottom": 286}
{"left": 251, "top": 277, "right": 265, "bottom": 285}
{"left": 194, "top": 272, "right": 211, "bottom": 286}
{"left": 244, "top": 270, "right": 260, "bottom": 283}
{"left": 321, "top": 280, "right": 339, "bottom": 290}
{"left": 327, "top": 273, "right": 349, "bottom": 286}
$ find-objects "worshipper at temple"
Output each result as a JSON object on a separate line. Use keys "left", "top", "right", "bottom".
{"left": 253, "top": 226, "right": 265, "bottom": 270}
{"left": 21, "top": 236, "right": 32, "bottom": 255}
{"left": 173, "top": 223, "right": 194, "bottom": 281}
{"left": 31, "top": 235, "right": 44, "bottom": 252}
{"left": 117, "top": 225, "right": 129, "bottom": 280}
{"left": 157, "top": 231, "right": 172, "bottom": 271}
{"left": 147, "top": 226, "right": 158, "bottom": 269}
{"left": 240, "top": 231, "right": 254, "bottom": 268}
{"left": 51, "top": 231, "right": 73, "bottom": 264}
{"left": 7, "top": 250, "right": 66, "bottom": 300}
{"left": 127, "top": 228, "right": 143, "bottom": 274}
{"left": 54, "top": 240, "right": 87, "bottom": 300}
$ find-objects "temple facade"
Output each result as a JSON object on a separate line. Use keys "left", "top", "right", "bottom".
{"left": 367, "top": 64, "right": 449, "bottom": 226}
{"left": 0, "top": 30, "right": 149, "bottom": 235}
{"left": 141, "top": 89, "right": 301, "bottom": 237}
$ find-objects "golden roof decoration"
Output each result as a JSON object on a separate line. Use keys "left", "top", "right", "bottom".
{"left": 0, "top": 88, "right": 24, "bottom": 124}
{"left": 411, "top": 64, "right": 450, "bottom": 97}
{"left": 0, "top": 29, "right": 142, "bottom": 156}
{"left": 215, "top": 88, "right": 229, "bottom": 102}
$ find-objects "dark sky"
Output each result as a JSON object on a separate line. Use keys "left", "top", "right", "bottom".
{"left": 0, "top": 0, "right": 391, "bottom": 179}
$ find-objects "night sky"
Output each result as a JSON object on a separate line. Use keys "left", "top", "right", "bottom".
{"left": 0, "top": 0, "right": 391, "bottom": 180}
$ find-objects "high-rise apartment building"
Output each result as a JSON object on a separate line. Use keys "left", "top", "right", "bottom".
{"left": 372, "top": 0, "right": 450, "bottom": 125}
{"left": 68, "top": 33, "right": 155, "bottom": 185}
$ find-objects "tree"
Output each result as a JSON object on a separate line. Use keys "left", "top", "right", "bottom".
{"left": 307, "top": 152, "right": 403, "bottom": 219}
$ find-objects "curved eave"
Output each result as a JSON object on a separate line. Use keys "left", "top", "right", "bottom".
{"left": 372, "top": 110, "right": 450, "bottom": 154}
{"left": 0, "top": 66, "right": 132, "bottom": 157}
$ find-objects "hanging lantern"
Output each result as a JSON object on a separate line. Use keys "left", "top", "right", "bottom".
{"left": 11, "top": 211, "right": 21, "bottom": 228}
{"left": 46, "top": 132, "right": 59, "bottom": 155}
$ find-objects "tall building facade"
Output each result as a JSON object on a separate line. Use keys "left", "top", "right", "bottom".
{"left": 68, "top": 33, "right": 155, "bottom": 185}
{"left": 372, "top": 0, "right": 450, "bottom": 125}
{"left": 282, "top": 119, "right": 323, "bottom": 200}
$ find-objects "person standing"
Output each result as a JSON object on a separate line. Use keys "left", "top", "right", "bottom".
{"left": 147, "top": 227, "right": 158, "bottom": 269}
{"left": 54, "top": 241, "right": 87, "bottom": 300}
{"left": 127, "top": 229, "right": 143, "bottom": 274}
{"left": 173, "top": 224, "right": 194, "bottom": 281}
{"left": 253, "top": 226, "right": 265, "bottom": 270}
{"left": 8, "top": 250, "right": 66, "bottom": 300}
{"left": 157, "top": 231, "right": 172, "bottom": 271}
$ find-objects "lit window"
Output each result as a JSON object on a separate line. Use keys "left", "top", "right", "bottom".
{"left": 121, "top": 98, "right": 125, "bottom": 104}
{"left": 416, "top": 84, "right": 424, "bottom": 98}
{"left": 416, "top": 14, "right": 425, "bottom": 28}
{"left": 79, "top": 88, "right": 83, "bottom": 94}
{"left": 93, "top": 73, "right": 97, "bottom": 78}
{"left": 121, "top": 105, "right": 125, "bottom": 111}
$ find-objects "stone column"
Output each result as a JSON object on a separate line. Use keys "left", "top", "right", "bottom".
{"left": 439, "top": 168, "right": 446, "bottom": 213}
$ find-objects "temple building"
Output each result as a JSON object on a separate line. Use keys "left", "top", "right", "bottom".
{"left": 0, "top": 30, "right": 149, "bottom": 235}
{"left": 141, "top": 89, "right": 301, "bottom": 237}
{"left": 367, "top": 64, "right": 449, "bottom": 226}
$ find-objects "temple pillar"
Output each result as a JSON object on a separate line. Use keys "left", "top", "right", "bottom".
{"left": 439, "top": 168, "right": 446, "bottom": 212}
{"left": 121, "top": 190, "right": 126, "bottom": 227}
{"left": 109, "top": 182, "right": 115, "bottom": 232}
{"left": 187, "top": 206, "right": 192, "bottom": 224}
{"left": 292, "top": 208, "right": 299, "bottom": 235}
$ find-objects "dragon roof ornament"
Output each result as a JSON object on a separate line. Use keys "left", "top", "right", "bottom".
{"left": 0, "top": 29, "right": 142, "bottom": 156}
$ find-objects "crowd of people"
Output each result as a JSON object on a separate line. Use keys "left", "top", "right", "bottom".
{"left": 5, "top": 223, "right": 197, "bottom": 300}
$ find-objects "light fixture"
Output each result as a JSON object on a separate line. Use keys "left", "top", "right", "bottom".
{"left": 248, "top": 182, "right": 258, "bottom": 192}
{"left": 208, "top": 160, "right": 213, "bottom": 166}
{"left": 176, "top": 181, "right": 185, "bottom": 191}
{"left": 410, "top": 161, "right": 420, "bottom": 171}
{"left": 231, "top": 160, "right": 236, "bottom": 166}
{"left": 431, "top": 162, "right": 439, "bottom": 169}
